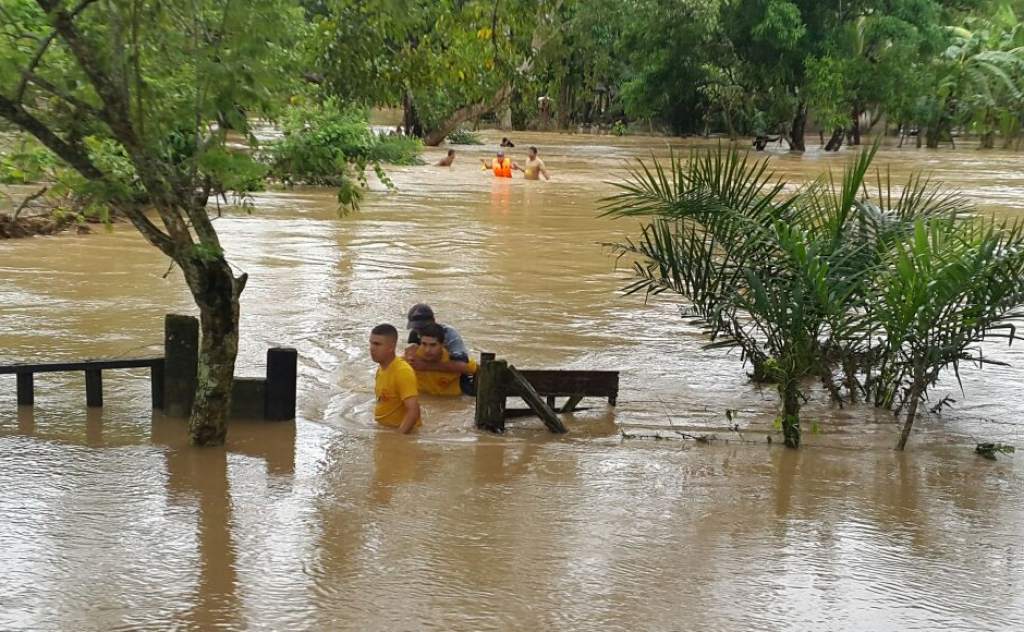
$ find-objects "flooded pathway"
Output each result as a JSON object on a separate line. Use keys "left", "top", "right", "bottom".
{"left": 1, "top": 133, "right": 1023, "bottom": 630}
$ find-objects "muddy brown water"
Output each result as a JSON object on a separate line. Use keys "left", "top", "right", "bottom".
{"left": 2, "top": 133, "right": 1023, "bottom": 631}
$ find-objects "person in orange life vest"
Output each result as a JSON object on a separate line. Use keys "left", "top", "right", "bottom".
{"left": 410, "top": 323, "right": 478, "bottom": 396}
{"left": 369, "top": 323, "right": 421, "bottom": 433}
{"left": 479, "top": 149, "right": 518, "bottom": 177}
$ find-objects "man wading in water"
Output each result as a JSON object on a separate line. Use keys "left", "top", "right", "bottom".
{"left": 410, "top": 323, "right": 478, "bottom": 396}
{"left": 480, "top": 149, "right": 517, "bottom": 177}
{"left": 370, "top": 324, "right": 421, "bottom": 434}
{"left": 404, "top": 304, "right": 475, "bottom": 395}
{"left": 436, "top": 149, "right": 456, "bottom": 167}
{"left": 522, "top": 146, "right": 550, "bottom": 181}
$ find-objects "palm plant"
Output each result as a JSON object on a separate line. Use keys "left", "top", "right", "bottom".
{"left": 604, "top": 144, "right": 1024, "bottom": 450}
{"left": 868, "top": 217, "right": 1024, "bottom": 449}
{"left": 602, "top": 147, "right": 876, "bottom": 448}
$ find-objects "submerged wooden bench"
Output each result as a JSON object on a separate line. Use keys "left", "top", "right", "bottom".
{"left": 1, "top": 314, "right": 298, "bottom": 421}
{"left": 0, "top": 357, "right": 165, "bottom": 408}
{"left": 474, "top": 352, "right": 619, "bottom": 434}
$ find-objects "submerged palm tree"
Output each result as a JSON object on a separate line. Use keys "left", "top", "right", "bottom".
{"left": 604, "top": 144, "right": 1024, "bottom": 449}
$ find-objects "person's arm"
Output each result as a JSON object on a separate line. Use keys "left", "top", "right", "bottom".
{"left": 408, "top": 357, "right": 470, "bottom": 374}
{"left": 397, "top": 396, "right": 420, "bottom": 434}
{"left": 539, "top": 159, "right": 550, "bottom": 180}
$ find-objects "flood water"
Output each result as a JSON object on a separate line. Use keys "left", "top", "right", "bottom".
{"left": 2, "top": 132, "right": 1023, "bottom": 631}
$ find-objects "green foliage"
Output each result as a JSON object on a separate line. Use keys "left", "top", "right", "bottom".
{"left": 604, "top": 145, "right": 1024, "bottom": 449}
{"left": 371, "top": 134, "right": 425, "bottom": 165}
{"left": 266, "top": 100, "right": 420, "bottom": 208}
{"left": 0, "top": 138, "right": 58, "bottom": 184}
{"left": 446, "top": 128, "right": 484, "bottom": 145}
{"left": 976, "top": 442, "right": 1015, "bottom": 460}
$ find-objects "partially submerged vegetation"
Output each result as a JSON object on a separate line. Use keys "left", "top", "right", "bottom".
{"left": 604, "top": 145, "right": 1024, "bottom": 450}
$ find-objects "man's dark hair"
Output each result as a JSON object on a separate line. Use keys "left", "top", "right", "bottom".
{"left": 447, "top": 149, "right": 455, "bottom": 156}
{"left": 529, "top": 146, "right": 538, "bottom": 154}
{"left": 418, "top": 322, "right": 446, "bottom": 344}
{"left": 371, "top": 323, "right": 398, "bottom": 340}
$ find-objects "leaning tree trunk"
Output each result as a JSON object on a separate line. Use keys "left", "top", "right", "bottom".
{"left": 824, "top": 128, "right": 845, "bottom": 151}
{"left": 422, "top": 85, "right": 512, "bottom": 146}
{"left": 896, "top": 371, "right": 926, "bottom": 451}
{"left": 788, "top": 101, "right": 807, "bottom": 152}
{"left": 780, "top": 379, "right": 801, "bottom": 449}
{"left": 181, "top": 254, "right": 246, "bottom": 446}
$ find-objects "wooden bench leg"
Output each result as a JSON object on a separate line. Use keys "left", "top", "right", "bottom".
{"left": 561, "top": 395, "right": 584, "bottom": 413}
{"left": 85, "top": 369, "right": 103, "bottom": 407}
{"left": 17, "top": 373, "right": 34, "bottom": 406}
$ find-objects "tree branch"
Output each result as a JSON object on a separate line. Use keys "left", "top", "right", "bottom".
{"left": 16, "top": 0, "right": 101, "bottom": 102}
{"left": 12, "top": 186, "right": 49, "bottom": 221}
{"left": 0, "top": 93, "right": 103, "bottom": 180}
{"left": 25, "top": 73, "right": 105, "bottom": 120}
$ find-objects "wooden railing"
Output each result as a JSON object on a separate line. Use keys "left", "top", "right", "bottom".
{"left": 0, "top": 357, "right": 164, "bottom": 408}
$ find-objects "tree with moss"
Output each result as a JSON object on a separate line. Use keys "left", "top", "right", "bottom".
{"left": 0, "top": 0, "right": 305, "bottom": 445}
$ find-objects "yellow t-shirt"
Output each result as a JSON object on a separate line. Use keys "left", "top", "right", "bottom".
{"left": 374, "top": 357, "right": 421, "bottom": 428}
{"left": 414, "top": 347, "right": 478, "bottom": 396}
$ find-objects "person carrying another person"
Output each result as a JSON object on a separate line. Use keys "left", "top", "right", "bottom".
{"left": 404, "top": 303, "right": 475, "bottom": 395}
{"left": 522, "top": 146, "right": 550, "bottom": 181}
{"left": 480, "top": 149, "right": 517, "bottom": 178}
{"left": 370, "top": 323, "right": 421, "bottom": 434}
{"left": 436, "top": 149, "right": 456, "bottom": 167}
{"left": 410, "top": 323, "right": 478, "bottom": 396}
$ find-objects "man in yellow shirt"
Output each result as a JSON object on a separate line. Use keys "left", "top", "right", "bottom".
{"left": 370, "top": 323, "right": 421, "bottom": 433}
{"left": 409, "top": 323, "right": 477, "bottom": 396}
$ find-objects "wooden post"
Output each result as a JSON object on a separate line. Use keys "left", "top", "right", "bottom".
{"left": 265, "top": 347, "right": 297, "bottom": 421}
{"left": 475, "top": 357, "right": 507, "bottom": 433}
{"left": 16, "top": 373, "right": 33, "bottom": 406}
{"left": 164, "top": 314, "right": 199, "bottom": 417}
{"left": 85, "top": 369, "right": 103, "bottom": 407}
{"left": 151, "top": 360, "right": 165, "bottom": 409}
{"left": 507, "top": 365, "right": 567, "bottom": 434}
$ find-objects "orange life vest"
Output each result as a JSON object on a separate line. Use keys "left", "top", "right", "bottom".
{"left": 491, "top": 157, "right": 512, "bottom": 178}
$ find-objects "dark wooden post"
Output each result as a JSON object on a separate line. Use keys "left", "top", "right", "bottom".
{"left": 16, "top": 373, "right": 34, "bottom": 406}
{"left": 151, "top": 359, "right": 165, "bottom": 409}
{"left": 475, "top": 355, "right": 507, "bottom": 433}
{"left": 164, "top": 314, "right": 199, "bottom": 417}
{"left": 85, "top": 369, "right": 103, "bottom": 407}
{"left": 265, "top": 347, "right": 297, "bottom": 421}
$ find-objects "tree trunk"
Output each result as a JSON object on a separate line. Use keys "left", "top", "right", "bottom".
{"left": 824, "top": 128, "right": 845, "bottom": 151}
{"left": 422, "top": 85, "right": 512, "bottom": 146}
{"left": 896, "top": 380, "right": 924, "bottom": 451}
{"left": 980, "top": 131, "right": 995, "bottom": 149}
{"left": 788, "top": 101, "right": 807, "bottom": 152}
{"left": 850, "top": 107, "right": 862, "bottom": 145}
{"left": 183, "top": 256, "right": 245, "bottom": 446}
{"left": 780, "top": 379, "right": 801, "bottom": 449}
{"left": 402, "top": 90, "right": 423, "bottom": 138}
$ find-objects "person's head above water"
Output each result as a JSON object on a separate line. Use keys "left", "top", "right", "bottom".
{"left": 407, "top": 303, "right": 436, "bottom": 331}
{"left": 528, "top": 146, "right": 538, "bottom": 158}
{"left": 447, "top": 149, "right": 455, "bottom": 156}
{"left": 369, "top": 323, "right": 398, "bottom": 364}
{"left": 496, "top": 149, "right": 505, "bottom": 158}
{"left": 417, "top": 322, "right": 447, "bottom": 362}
